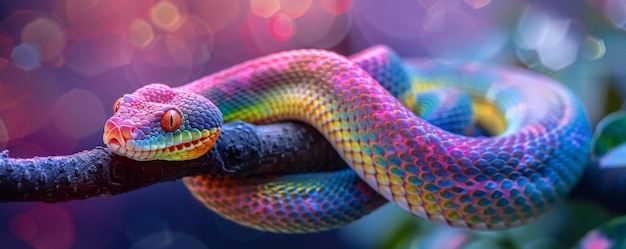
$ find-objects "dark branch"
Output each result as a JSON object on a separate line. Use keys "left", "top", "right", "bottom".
{"left": 570, "top": 160, "right": 626, "bottom": 213}
{"left": 0, "top": 121, "right": 346, "bottom": 203}
{"left": 2, "top": 120, "right": 626, "bottom": 215}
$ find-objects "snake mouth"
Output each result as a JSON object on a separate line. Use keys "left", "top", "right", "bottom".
{"left": 103, "top": 118, "right": 220, "bottom": 161}
{"left": 103, "top": 117, "right": 141, "bottom": 156}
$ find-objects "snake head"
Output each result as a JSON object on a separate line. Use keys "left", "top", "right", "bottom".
{"left": 103, "top": 83, "right": 223, "bottom": 161}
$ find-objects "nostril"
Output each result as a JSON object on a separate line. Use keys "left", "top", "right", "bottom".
{"left": 121, "top": 126, "right": 139, "bottom": 139}
{"left": 103, "top": 126, "right": 126, "bottom": 147}
{"left": 107, "top": 137, "right": 121, "bottom": 146}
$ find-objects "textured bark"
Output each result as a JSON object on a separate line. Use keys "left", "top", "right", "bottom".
{"left": 0, "top": 121, "right": 346, "bottom": 203}
{"left": 0, "top": 120, "right": 623, "bottom": 214}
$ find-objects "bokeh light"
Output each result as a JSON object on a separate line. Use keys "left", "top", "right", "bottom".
{"left": 517, "top": 7, "right": 571, "bottom": 52}
{"left": 280, "top": 0, "right": 312, "bottom": 18}
{"left": 586, "top": 0, "right": 606, "bottom": 8}
{"left": 150, "top": 0, "right": 186, "bottom": 32}
{"left": 66, "top": 30, "right": 132, "bottom": 76}
{"left": 241, "top": 13, "right": 292, "bottom": 56}
{"left": 420, "top": 5, "right": 504, "bottom": 60}
{"left": 125, "top": 13, "right": 215, "bottom": 85}
{"left": 51, "top": 88, "right": 106, "bottom": 140}
{"left": 605, "top": 0, "right": 626, "bottom": 31}
{"left": 0, "top": 67, "right": 59, "bottom": 144}
{"left": 599, "top": 144, "right": 626, "bottom": 168}
{"left": 0, "top": 28, "right": 14, "bottom": 70}
{"left": 148, "top": 16, "right": 213, "bottom": 68}
{"left": 21, "top": 16, "right": 67, "bottom": 67}
{"left": 0, "top": 75, "right": 40, "bottom": 112}
{"left": 354, "top": 0, "right": 424, "bottom": 42}
{"left": 64, "top": 0, "right": 124, "bottom": 42}
{"left": 581, "top": 36, "right": 606, "bottom": 60}
{"left": 8, "top": 205, "right": 76, "bottom": 249}
{"left": 515, "top": 5, "right": 580, "bottom": 71}
{"left": 193, "top": 0, "right": 241, "bottom": 33}
{"left": 99, "top": 31, "right": 133, "bottom": 67}
{"left": 10, "top": 214, "right": 36, "bottom": 240}
{"left": 129, "top": 19, "right": 156, "bottom": 49}
{"left": 269, "top": 13, "right": 296, "bottom": 41}
{"left": 0, "top": 0, "right": 625, "bottom": 248}
{"left": 537, "top": 34, "right": 579, "bottom": 71}
{"left": 416, "top": 0, "right": 437, "bottom": 9}
{"left": 11, "top": 43, "right": 40, "bottom": 71}
{"left": 251, "top": 0, "right": 280, "bottom": 18}
{"left": 464, "top": 0, "right": 492, "bottom": 9}
{"left": 320, "top": 0, "right": 352, "bottom": 15}
{"left": 578, "top": 231, "right": 613, "bottom": 249}
{"left": 294, "top": 1, "right": 351, "bottom": 48}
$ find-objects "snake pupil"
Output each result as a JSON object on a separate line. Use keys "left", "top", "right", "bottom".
{"left": 160, "top": 109, "right": 181, "bottom": 132}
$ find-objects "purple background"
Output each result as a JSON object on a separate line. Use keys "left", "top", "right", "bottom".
{"left": 1, "top": 0, "right": 625, "bottom": 248}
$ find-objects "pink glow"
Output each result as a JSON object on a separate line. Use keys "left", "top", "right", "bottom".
{"left": 9, "top": 205, "right": 76, "bottom": 249}
{"left": 269, "top": 13, "right": 296, "bottom": 41}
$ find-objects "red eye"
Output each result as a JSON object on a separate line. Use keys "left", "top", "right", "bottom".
{"left": 160, "top": 109, "right": 181, "bottom": 132}
{"left": 113, "top": 98, "right": 122, "bottom": 112}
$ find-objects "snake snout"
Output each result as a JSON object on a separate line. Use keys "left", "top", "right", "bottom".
{"left": 103, "top": 118, "right": 142, "bottom": 155}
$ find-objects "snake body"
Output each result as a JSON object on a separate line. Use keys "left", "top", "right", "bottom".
{"left": 104, "top": 46, "right": 592, "bottom": 232}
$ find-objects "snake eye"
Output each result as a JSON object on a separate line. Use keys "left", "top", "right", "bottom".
{"left": 113, "top": 98, "right": 122, "bottom": 112}
{"left": 160, "top": 109, "right": 181, "bottom": 132}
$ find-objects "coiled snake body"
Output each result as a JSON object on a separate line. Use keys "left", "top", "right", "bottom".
{"left": 103, "top": 46, "right": 591, "bottom": 233}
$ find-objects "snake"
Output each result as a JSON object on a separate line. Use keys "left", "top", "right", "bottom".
{"left": 103, "top": 45, "right": 592, "bottom": 233}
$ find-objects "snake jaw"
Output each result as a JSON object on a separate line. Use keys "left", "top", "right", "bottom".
{"left": 103, "top": 118, "right": 140, "bottom": 146}
{"left": 103, "top": 83, "right": 224, "bottom": 161}
{"left": 104, "top": 116, "right": 221, "bottom": 161}
{"left": 103, "top": 116, "right": 144, "bottom": 157}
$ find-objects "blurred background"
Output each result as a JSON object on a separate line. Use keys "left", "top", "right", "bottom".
{"left": 0, "top": 0, "right": 625, "bottom": 248}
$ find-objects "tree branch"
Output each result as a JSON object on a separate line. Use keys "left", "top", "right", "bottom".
{"left": 570, "top": 160, "right": 626, "bottom": 213}
{"left": 0, "top": 121, "right": 346, "bottom": 203}
{"left": 2, "top": 120, "right": 626, "bottom": 215}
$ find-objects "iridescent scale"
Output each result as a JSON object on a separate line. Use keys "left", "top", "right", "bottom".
{"left": 177, "top": 46, "right": 591, "bottom": 232}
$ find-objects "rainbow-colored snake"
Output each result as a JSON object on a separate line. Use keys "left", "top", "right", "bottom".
{"left": 103, "top": 46, "right": 592, "bottom": 233}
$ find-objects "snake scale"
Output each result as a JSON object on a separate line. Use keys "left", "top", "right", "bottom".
{"left": 103, "top": 46, "right": 592, "bottom": 233}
